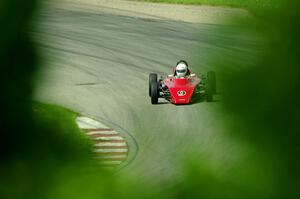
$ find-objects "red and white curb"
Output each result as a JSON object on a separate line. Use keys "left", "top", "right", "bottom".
{"left": 76, "top": 116, "right": 128, "bottom": 168}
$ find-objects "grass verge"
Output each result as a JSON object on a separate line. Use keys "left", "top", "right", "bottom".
{"left": 31, "top": 101, "right": 93, "bottom": 159}
{"left": 134, "top": 0, "right": 277, "bottom": 10}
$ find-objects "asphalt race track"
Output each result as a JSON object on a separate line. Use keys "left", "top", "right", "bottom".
{"left": 33, "top": 1, "right": 251, "bottom": 187}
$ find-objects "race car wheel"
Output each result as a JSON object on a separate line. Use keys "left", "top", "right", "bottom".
{"left": 206, "top": 71, "right": 216, "bottom": 102}
{"left": 149, "top": 73, "right": 157, "bottom": 96}
{"left": 207, "top": 71, "right": 216, "bottom": 94}
{"left": 150, "top": 81, "right": 159, "bottom": 104}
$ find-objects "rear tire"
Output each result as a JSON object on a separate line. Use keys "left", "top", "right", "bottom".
{"left": 150, "top": 81, "right": 159, "bottom": 104}
{"left": 206, "top": 71, "right": 216, "bottom": 102}
{"left": 149, "top": 73, "right": 157, "bottom": 96}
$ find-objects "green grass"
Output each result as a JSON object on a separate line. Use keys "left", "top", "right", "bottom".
{"left": 135, "top": 0, "right": 277, "bottom": 9}
{"left": 32, "top": 102, "right": 81, "bottom": 134}
{"left": 31, "top": 102, "right": 93, "bottom": 159}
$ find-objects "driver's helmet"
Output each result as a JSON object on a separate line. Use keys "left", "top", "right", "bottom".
{"left": 175, "top": 60, "right": 188, "bottom": 77}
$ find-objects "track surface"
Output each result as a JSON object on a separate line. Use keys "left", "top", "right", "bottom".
{"left": 33, "top": 1, "right": 247, "bottom": 187}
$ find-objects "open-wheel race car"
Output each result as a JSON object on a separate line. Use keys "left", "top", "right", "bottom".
{"left": 149, "top": 67, "right": 216, "bottom": 105}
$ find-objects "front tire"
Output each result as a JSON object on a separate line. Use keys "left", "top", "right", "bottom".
{"left": 150, "top": 81, "right": 159, "bottom": 104}
{"left": 149, "top": 73, "right": 157, "bottom": 96}
{"left": 206, "top": 71, "right": 216, "bottom": 102}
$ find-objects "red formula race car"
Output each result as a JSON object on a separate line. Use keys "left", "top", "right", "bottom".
{"left": 149, "top": 70, "right": 216, "bottom": 105}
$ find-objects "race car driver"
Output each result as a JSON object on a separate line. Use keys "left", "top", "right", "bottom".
{"left": 174, "top": 60, "right": 191, "bottom": 78}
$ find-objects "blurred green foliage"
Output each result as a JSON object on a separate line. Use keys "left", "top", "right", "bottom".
{"left": 1, "top": 0, "right": 299, "bottom": 199}
{"left": 219, "top": 2, "right": 300, "bottom": 198}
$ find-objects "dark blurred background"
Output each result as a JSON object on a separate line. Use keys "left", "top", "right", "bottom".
{"left": 0, "top": 1, "right": 92, "bottom": 198}
{"left": 0, "top": 0, "right": 299, "bottom": 199}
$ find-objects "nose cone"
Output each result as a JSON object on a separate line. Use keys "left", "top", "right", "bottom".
{"left": 171, "top": 88, "right": 194, "bottom": 104}
{"left": 176, "top": 78, "right": 188, "bottom": 85}
{"left": 174, "top": 97, "right": 191, "bottom": 104}
{"left": 167, "top": 77, "right": 196, "bottom": 105}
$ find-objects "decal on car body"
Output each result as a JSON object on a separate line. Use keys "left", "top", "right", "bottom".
{"left": 177, "top": 90, "right": 186, "bottom": 96}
